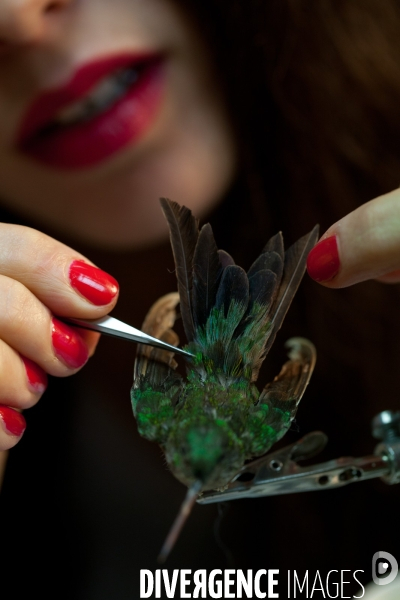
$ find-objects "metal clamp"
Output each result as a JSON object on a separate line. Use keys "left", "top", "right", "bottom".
{"left": 198, "top": 410, "right": 400, "bottom": 504}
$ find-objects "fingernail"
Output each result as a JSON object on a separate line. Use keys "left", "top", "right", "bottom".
{"left": 0, "top": 406, "right": 26, "bottom": 437}
{"left": 51, "top": 318, "right": 89, "bottom": 369}
{"left": 21, "top": 356, "right": 48, "bottom": 394}
{"left": 307, "top": 235, "right": 340, "bottom": 282}
{"left": 69, "top": 260, "right": 119, "bottom": 306}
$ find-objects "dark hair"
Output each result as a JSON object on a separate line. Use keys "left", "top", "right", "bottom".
{"left": 179, "top": 0, "right": 400, "bottom": 236}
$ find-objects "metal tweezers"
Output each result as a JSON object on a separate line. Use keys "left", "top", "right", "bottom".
{"left": 65, "top": 316, "right": 194, "bottom": 359}
{"left": 197, "top": 411, "right": 400, "bottom": 503}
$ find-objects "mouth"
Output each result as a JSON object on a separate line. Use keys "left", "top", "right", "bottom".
{"left": 16, "top": 53, "right": 165, "bottom": 170}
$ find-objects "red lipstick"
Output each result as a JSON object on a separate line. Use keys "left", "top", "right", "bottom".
{"left": 16, "top": 53, "right": 165, "bottom": 169}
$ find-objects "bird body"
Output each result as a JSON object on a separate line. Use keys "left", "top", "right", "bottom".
{"left": 132, "top": 198, "right": 318, "bottom": 492}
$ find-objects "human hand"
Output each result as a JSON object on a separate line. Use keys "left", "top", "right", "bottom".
{"left": 307, "top": 188, "right": 400, "bottom": 286}
{"left": 0, "top": 225, "right": 118, "bottom": 451}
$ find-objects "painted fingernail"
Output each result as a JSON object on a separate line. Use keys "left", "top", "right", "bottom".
{"left": 307, "top": 235, "right": 340, "bottom": 282}
{"left": 21, "top": 356, "right": 48, "bottom": 394}
{"left": 51, "top": 318, "right": 89, "bottom": 369}
{"left": 0, "top": 406, "right": 26, "bottom": 437}
{"left": 69, "top": 260, "right": 119, "bottom": 306}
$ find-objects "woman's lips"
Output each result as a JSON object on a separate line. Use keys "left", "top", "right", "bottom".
{"left": 16, "top": 53, "right": 165, "bottom": 170}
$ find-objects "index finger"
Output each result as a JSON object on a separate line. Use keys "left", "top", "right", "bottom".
{"left": 0, "top": 224, "right": 119, "bottom": 316}
{"left": 306, "top": 189, "right": 400, "bottom": 287}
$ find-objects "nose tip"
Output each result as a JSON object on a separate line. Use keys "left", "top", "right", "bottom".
{"left": 0, "top": 0, "right": 69, "bottom": 46}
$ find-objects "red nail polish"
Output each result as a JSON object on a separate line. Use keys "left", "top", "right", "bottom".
{"left": 21, "top": 356, "right": 48, "bottom": 394}
{"left": 307, "top": 235, "right": 340, "bottom": 282}
{"left": 69, "top": 260, "right": 118, "bottom": 306}
{"left": 0, "top": 406, "right": 26, "bottom": 437}
{"left": 51, "top": 318, "right": 89, "bottom": 369}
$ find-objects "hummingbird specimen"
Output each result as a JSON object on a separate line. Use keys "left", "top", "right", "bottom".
{"left": 131, "top": 198, "right": 318, "bottom": 560}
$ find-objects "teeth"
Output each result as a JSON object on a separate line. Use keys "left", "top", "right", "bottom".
{"left": 55, "top": 66, "right": 139, "bottom": 126}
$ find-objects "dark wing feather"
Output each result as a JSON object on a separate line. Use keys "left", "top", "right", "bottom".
{"left": 247, "top": 250, "right": 283, "bottom": 282}
{"left": 218, "top": 249, "right": 235, "bottom": 268}
{"left": 248, "top": 269, "right": 277, "bottom": 308}
{"left": 241, "top": 239, "right": 284, "bottom": 328}
{"left": 192, "top": 223, "right": 222, "bottom": 329}
{"left": 160, "top": 198, "right": 199, "bottom": 341}
{"left": 262, "top": 231, "right": 284, "bottom": 259}
{"left": 262, "top": 225, "right": 319, "bottom": 357}
{"left": 215, "top": 265, "right": 249, "bottom": 315}
{"left": 246, "top": 249, "right": 283, "bottom": 315}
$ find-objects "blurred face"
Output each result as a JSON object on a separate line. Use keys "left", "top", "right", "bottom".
{"left": 0, "top": 0, "right": 236, "bottom": 248}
